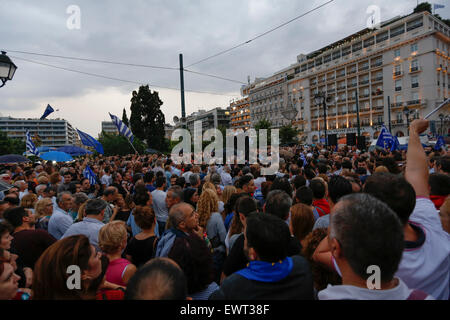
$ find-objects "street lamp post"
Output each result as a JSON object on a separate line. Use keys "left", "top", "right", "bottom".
{"left": 403, "top": 106, "right": 411, "bottom": 136}
{"left": 0, "top": 51, "right": 17, "bottom": 88}
{"left": 314, "top": 93, "right": 334, "bottom": 148}
{"left": 439, "top": 113, "right": 444, "bottom": 136}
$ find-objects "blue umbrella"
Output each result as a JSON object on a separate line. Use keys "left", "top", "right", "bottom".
{"left": 41, "top": 151, "right": 73, "bottom": 162}
{"left": 56, "top": 145, "right": 92, "bottom": 156}
{"left": 0, "top": 154, "right": 31, "bottom": 164}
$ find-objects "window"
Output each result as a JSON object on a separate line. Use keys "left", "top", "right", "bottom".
{"left": 390, "top": 24, "right": 405, "bottom": 38}
{"left": 412, "top": 92, "right": 419, "bottom": 101}
{"left": 411, "top": 43, "right": 418, "bottom": 53}
{"left": 394, "top": 49, "right": 401, "bottom": 57}
{"left": 376, "top": 31, "right": 389, "bottom": 43}
{"left": 394, "top": 64, "right": 402, "bottom": 75}
{"left": 411, "top": 59, "right": 419, "bottom": 70}
{"left": 411, "top": 75, "right": 419, "bottom": 88}
{"left": 396, "top": 95, "right": 402, "bottom": 103}
{"left": 395, "top": 79, "right": 402, "bottom": 91}
{"left": 397, "top": 113, "right": 403, "bottom": 121}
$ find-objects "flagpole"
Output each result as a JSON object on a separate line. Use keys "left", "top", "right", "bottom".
{"left": 128, "top": 138, "right": 139, "bottom": 155}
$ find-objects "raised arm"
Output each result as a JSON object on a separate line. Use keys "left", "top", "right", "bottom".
{"left": 405, "top": 119, "right": 430, "bottom": 198}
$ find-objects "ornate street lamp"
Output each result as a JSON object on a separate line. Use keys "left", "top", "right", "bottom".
{"left": 314, "top": 93, "right": 334, "bottom": 148}
{"left": 0, "top": 51, "right": 17, "bottom": 88}
{"left": 403, "top": 106, "right": 411, "bottom": 136}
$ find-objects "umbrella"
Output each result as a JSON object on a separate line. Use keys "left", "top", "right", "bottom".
{"left": 56, "top": 145, "right": 92, "bottom": 156}
{"left": 40, "top": 151, "right": 73, "bottom": 162}
{"left": 0, "top": 154, "right": 31, "bottom": 164}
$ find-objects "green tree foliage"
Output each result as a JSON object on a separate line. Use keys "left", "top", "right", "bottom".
{"left": 122, "top": 108, "right": 129, "bottom": 127}
{"left": 0, "top": 131, "right": 26, "bottom": 155}
{"left": 98, "top": 131, "right": 145, "bottom": 156}
{"left": 129, "top": 85, "right": 166, "bottom": 151}
{"left": 279, "top": 124, "right": 299, "bottom": 145}
{"left": 254, "top": 119, "right": 272, "bottom": 145}
{"left": 413, "top": 2, "right": 431, "bottom": 13}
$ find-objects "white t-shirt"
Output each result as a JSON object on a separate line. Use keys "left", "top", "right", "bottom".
{"left": 396, "top": 197, "right": 450, "bottom": 300}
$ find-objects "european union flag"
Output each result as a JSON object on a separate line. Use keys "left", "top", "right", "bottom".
{"left": 376, "top": 126, "right": 392, "bottom": 149}
{"left": 40, "top": 104, "right": 55, "bottom": 120}
{"left": 433, "top": 4, "right": 445, "bottom": 10}
{"left": 77, "top": 129, "right": 104, "bottom": 154}
{"left": 435, "top": 136, "right": 445, "bottom": 151}
{"left": 83, "top": 165, "right": 97, "bottom": 186}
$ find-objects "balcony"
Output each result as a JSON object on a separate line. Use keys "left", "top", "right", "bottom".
{"left": 391, "top": 119, "right": 404, "bottom": 125}
{"left": 319, "top": 79, "right": 326, "bottom": 83}
{"left": 327, "top": 88, "right": 336, "bottom": 93}
{"left": 374, "top": 105, "right": 384, "bottom": 110}
{"left": 348, "top": 83, "right": 357, "bottom": 88}
{"left": 393, "top": 71, "right": 403, "bottom": 77}
{"left": 359, "top": 80, "right": 369, "bottom": 85}
{"left": 337, "top": 85, "right": 346, "bottom": 91}
{"left": 371, "top": 76, "right": 383, "bottom": 82}
{"left": 359, "top": 94, "right": 370, "bottom": 99}
{"left": 409, "top": 66, "right": 421, "bottom": 73}
{"left": 338, "top": 111, "right": 347, "bottom": 115}
{"left": 372, "top": 90, "right": 383, "bottom": 96}
{"left": 407, "top": 99, "right": 421, "bottom": 106}
{"left": 371, "top": 61, "right": 383, "bottom": 68}
{"left": 348, "top": 69, "right": 357, "bottom": 75}
{"left": 411, "top": 82, "right": 419, "bottom": 88}
{"left": 337, "top": 72, "right": 346, "bottom": 78}
{"left": 391, "top": 102, "right": 404, "bottom": 108}
{"left": 359, "top": 65, "right": 369, "bottom": 71}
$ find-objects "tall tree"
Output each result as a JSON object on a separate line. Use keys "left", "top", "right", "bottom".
{"left": 122, "top": 108, "right": 129, "bottom": 127}
{"left": 413, "top": 2, "right": 431, "bottom": 13}
{"left": 129, "top": 85, "right": 166, "bottom": 151}
{"left": 279, "top": 124, "right": 299, "bottom": 145}
{"left": 0, "top": 131, "right": 26, "bottom": 155}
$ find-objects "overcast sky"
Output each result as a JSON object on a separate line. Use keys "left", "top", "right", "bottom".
{"left": 1, "top": 0, "right": 447, "bottom": 136}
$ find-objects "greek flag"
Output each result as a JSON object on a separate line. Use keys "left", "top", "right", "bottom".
{"left": 77, "top": 129, "right": 104, "bottom": 154}
{"left": 26, "top": 131, "right": 40, "bottom": 157}
{"left": 109, "top": 113, "right": 134, "bottom": 143}
{"left": 435, "top": 136, "right": 445, "bottom": 151}
{"left": 83, "top": 165, "right": 97, "bottom": 186}
{"left": 300, "top": 153, "right": 307, "bottom": 167}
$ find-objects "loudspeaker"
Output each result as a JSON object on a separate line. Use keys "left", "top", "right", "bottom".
{"left": 328, "top": 134, "right": 337, "bottom": 147}
{"left": 347, "top": 133, "right": 356, "bottom": 146}
{"left": 357, "top": 136, "right": 366, "bottom": 151}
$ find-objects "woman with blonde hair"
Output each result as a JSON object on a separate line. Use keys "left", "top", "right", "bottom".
{"left": 20, "top": 193, "right": 38, "bottom": 214}
{"left": 221, "top": 186, "right": 237, "bottom": 209}
{"left": 35, "top": 198, "right": 54, "bottom": 231}
{"left": 99, "top": 221, "right": 136, "bottom": 287}
{"left": 197, "top": 188, "right": 227, "bottom": 282}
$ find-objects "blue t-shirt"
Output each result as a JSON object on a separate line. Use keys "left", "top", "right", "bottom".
{"left": 224, "top": 212, "right": 234, "bottom": 231}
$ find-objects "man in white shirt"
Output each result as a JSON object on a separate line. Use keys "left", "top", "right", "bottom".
{"left": 152, "top": 176, "right": 169, "bottom": 233}
{"left": 318, "top": 193, "right": 433, "bottom": 300}
{"left": 100, "top": 167, "right": 112, "bottom": 187}
{"left": 363, "top": 119, "right": 450, "bottom": 300}
{"left": 220, "top": 166, "right": 233, "bottom": 186}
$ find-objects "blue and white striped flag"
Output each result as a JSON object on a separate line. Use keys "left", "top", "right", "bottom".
{"left": 109, "top": 113, "right": 134, "bottom": 143}
{"left": 26, "top": 131, "right": 40, "bottom": 157}
{"left": 83, "top": 165, "right": 97, "bottom": 186}
{"left": 300, "top": 153, "right": 307, "bottom": 167}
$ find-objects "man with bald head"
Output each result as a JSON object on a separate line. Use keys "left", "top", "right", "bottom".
{"left": 155, "top": 202, "right": 200, "bottom": 257}
{"left": 125, "top": 257, "right": 187, "bottom": 300}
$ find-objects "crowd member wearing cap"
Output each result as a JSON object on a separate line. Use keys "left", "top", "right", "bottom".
{"left": 62, "top": 198, "right": 107, "bottom": 251}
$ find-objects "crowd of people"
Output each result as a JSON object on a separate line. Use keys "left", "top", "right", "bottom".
{"left": 0, "top": 119, "right": 449, "bottom": 300}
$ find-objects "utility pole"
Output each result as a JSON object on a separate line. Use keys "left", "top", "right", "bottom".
{"left": 387, "top": 96, "right": 392, "bottom": 133}
{"left": 355, "top": 89, "right": 361, "bottom": 149}
{"left": 179, "top": 54, "right": 186, "bottom": 128}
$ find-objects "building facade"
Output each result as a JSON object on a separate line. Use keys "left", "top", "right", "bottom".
{"left": 179, "top": 107, "right": 230, "bottom": 133}
{"left": 229, "top": 97, "right": 251, "bottom": 131}
{"left": 0, "top": 116, "right": 80, "bottom": 148}
{"left": 243, "top": 11, "right": 450, "bottom": 144}
{"left": 101, "top": 121, "right": 119, "bottom": 135}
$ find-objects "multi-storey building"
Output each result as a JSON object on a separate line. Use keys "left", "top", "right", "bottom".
{"left": 243, "top": 10, "right": 450, "bottom": 144}
{"left": 164, "top": 124, "right": 175, "bottom": 140}
{"left": 177, "top": 107, "right": 230, "bottom": 134}
{"left": 229, "top": 97, "right": 251, "bottom": 131}
{"left": 0, "top": 116, "right": 80, "bottom": 148}
{"left": 101, "top": 121, "right": 119, "bottom": 135}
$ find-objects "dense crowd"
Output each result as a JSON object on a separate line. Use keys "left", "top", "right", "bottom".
{"left": 0, "top": 119, "right": 449, "bottom": 300}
